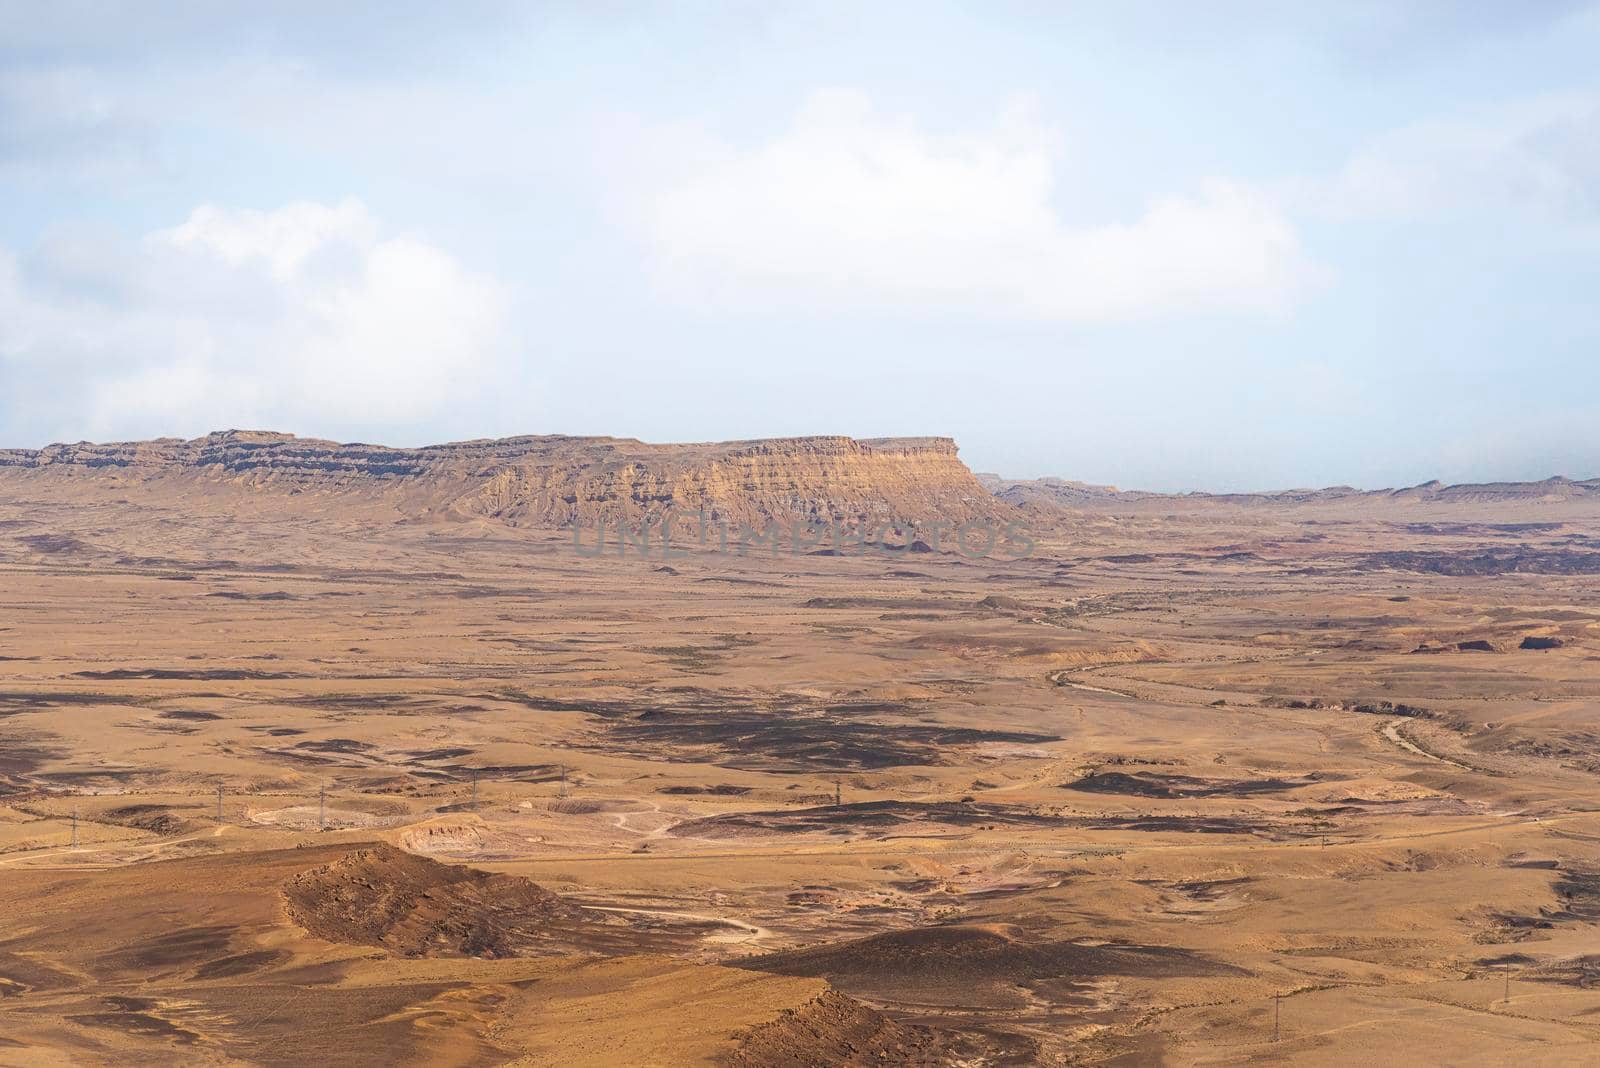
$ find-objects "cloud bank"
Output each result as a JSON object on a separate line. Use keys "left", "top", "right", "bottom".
{"left": 650, "top": 91, "right": 1316, "bottom": 322}
{"left": 0, "top": 199, "right": 508, "bottom": 444}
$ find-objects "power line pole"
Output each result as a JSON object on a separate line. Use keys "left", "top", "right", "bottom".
{"left": 70, "top": 808, "right": 78, "bottom": 849}
{"left": 1273, "top": 995, "right": 1280, "bottom": 1043}
{"left": 834, "top": 779, "right": 842, "bottom": 807}
{"left": 558, "top": 764, "right": 567, "bottom": 799}
{"left": 318, "top": 781, "right": 326, "bottom": 831}
{"left": 470, "top": 771, "right": 479, "bottom": 811}
{"left": 216, "top": 782, "right": 225, "bottom": 824}
{"left": 1504, "top": 971, "right": 1510, "bottom": 1004}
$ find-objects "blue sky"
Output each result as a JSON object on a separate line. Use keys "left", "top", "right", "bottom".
{"left": 2, "top": 1, "right": 1598, "bottom": 490}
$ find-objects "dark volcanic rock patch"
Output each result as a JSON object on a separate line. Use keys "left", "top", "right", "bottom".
{"left": 1525, "top": 955, "right": 1600, "bottom": 989}
{"left": 1262, "top": 696, "right": 1431, "bottom": 718}
{"left": 1358, "top": 549, "right": 1600, "bottom": 576}
{"left": 97, "top": 925, "right": 239, "bottom": 974}
{"left": 515, "top": 688, "right": 1056, "bottom": 772}
{"left": 67, "top": 999, "right": 202, "bottom": 1045}
{"left": 672, "top": 801, "right": 1302, "bottom": 841}
{"left": 73, "top": 668, "right": 303, "bottom": 681}
{"left": 743, "top": 925, "right": 1241, "bottom": 1010}
{"left": 657, "top": 783, "right": 752, "bottom": 796}
{"left": 803, "top": 596, "right": 969, "bottom": 611}
{"left": 189, "top": 949, "right": 291, "bottom": 980}
{"left": 1063, "top": 771, "right": 1316, "bottom": 799}
{"left": 1552, "top": 870, "right": 1600, "bottom": 922}
{"left": 16, "top": 533, "right": 92, "bottom": 554}
{"left": 1080, "top": 815, "right": 1301, "bottom": 837}
{"left": 206, "top": 591, "right": 297, "bottom": 602}
{"left": 672, "top": 800, "right": 1065, "bottom": 839}
{"left": 0, "top": 737, "right": 68, "bottom": 795}
{"left": 0, "top": 691, "right": 133, "bottom": 717}
{"left": 596, "top": 711, "right": 1057, "bottom": 772}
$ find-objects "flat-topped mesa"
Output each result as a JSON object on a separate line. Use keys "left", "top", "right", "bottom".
{"left": 0, "top": 430, "right": 1005, "bottom": 528}
{"left": 463, "top": 434, "right": 996, "bottom": 527}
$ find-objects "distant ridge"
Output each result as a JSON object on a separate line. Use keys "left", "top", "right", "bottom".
{"left": 0, "top": 430, "right": 1002, "bottom": 528}
{"left": 976, "top": 473, "right": 1600, "bottom": 511}
{"left": 4, "top": 430, "right": 1593, "bottom": 529}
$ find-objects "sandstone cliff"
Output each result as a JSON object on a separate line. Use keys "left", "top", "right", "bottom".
{"left": 0, "top": 430, "right": 1004, "bottom": 528}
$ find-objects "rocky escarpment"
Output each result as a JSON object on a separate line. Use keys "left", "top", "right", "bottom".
{"left": 461, "top": 434, "right": 999, "bottom": 527}
{"left": 0, "top": 430, "right": 1004, "bottom": 528}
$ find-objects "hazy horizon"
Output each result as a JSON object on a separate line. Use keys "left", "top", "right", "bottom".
{"left": 8, "top": 422, "right": 1598, "bottom": 496}
{"left": 4, "top": 2, "right": 1599, "bottom": 492}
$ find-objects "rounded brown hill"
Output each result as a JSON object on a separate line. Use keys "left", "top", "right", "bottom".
{"left": 725, "top": 988, "right": 954, "bottom": 1067}
{"left": 281, "top": 843, "right": 613, "bottom": 958}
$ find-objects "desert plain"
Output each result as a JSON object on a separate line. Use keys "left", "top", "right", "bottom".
{"left": 2, "top": 432, "right": 1600, "bottom": 1064}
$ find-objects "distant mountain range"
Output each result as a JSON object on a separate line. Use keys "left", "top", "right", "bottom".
{"left": 1, "top": 430, "right": 1592, "bottom": 529}
{"left": 976, "top": 473, "right": 1600, "bottom": 511}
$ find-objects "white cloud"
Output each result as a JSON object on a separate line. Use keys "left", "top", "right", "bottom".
{"left": 0, "top": 199, "right": 510, "bottom": 444}
{"left": 162, "top": 199, "right": 381, "bottom": 279}
{"left": 1296, "top": 95, "right": 1600, "bottom": 226}
{"left": 648, "top": 90, "right": 1316, "bottom": 322}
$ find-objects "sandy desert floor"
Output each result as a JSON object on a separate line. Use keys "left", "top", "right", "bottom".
{"left": 4, "top": 494, "right": 1600, "bottom": 1064}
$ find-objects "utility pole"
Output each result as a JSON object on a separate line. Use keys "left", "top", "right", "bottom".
{"left": 70, "top": 808, "right": 78, "bottom": 849}
{"left": 834, "top": 779, "right": 842, "bottom": 807}
{"left": 318, "top": 781, "right": 326, "bottom": 831}
{"left": 558, "top": 764, "right": 567, "bottom": 799}
{"left": 216, "top": 782, "right": 225, "bottom": 824}
{"left": 1504, "top": 971, "right": 1510, "bottom": 1004}
{"left": 1273, "top": 995, "right": 1280, "bottom": 1043}
{"left": 470, "top": 771, "right": 479, "bottom": 811}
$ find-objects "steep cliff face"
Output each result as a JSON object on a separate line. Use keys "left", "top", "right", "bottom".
{"left": 459, "top": 435, "right": 998, "bottom": 526}
{"left": 0, "top": 430, "right": 1004, "bottom": 528}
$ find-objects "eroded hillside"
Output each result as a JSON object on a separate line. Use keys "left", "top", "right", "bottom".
{"left": 0, "top": 430, "right": 1000, "bottom": 528}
